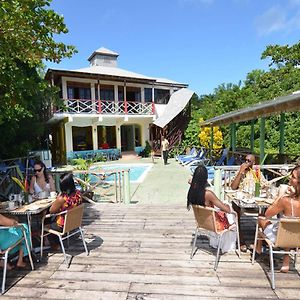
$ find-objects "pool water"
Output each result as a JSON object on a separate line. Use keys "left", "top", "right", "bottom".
{"left": 90, "top": 163, "right": 152, "bottom": 183}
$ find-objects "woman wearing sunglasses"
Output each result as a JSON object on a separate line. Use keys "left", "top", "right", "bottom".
{"left": 29, "top": 160, "right": 55, "bottom": 198}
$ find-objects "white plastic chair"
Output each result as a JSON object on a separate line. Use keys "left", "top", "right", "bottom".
{"left": 0, "top": 225, "right": 34, "bottom": 294}
{"left": 252, "top": 217, "right": 300, "bottom": 289}
{"left": 40, "top": 204, "right": 89, "bottom": 267}
{"left": 190, "top": 205, "right": 240, "bottom": 270}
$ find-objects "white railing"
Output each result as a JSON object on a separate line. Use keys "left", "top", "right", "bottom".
{"left": 54, "top": 99, "right": 154, "bottom": 115}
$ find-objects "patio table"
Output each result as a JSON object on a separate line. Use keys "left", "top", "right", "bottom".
{"left": 225, "top": 190, "right": 275, "bottom": 246}
{"left": 0, "top": 198, "right": 55, "bottom": 250}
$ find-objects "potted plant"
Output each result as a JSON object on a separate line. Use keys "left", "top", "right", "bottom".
{"left": 71, "top": 158, "right": 95, "bottom": 202}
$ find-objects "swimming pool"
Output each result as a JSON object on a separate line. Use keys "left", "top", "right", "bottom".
{"left": 90, "top": 163, "right": 152, "bottom": 183}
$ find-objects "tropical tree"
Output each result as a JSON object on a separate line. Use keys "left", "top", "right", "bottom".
{"left": 183, "top": 41, "right": 300, "bottom": 160}
{"left": 0, "top": 0, "right": 77, "bottom": 158}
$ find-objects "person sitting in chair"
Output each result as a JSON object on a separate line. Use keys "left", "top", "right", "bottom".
{"left": 0, "top": 214, "right": 30, "bottom": 269}
{"left": 255, "top": 165, "right": 300, "bottom": 273}
{"left": 230, "top": 154, "right": 267, "bottom": 252}
{"left": 187, "top": 165, "right": 233, "bottom": 228}
{"left": 47, "top": 173, "right": 82, "bottom": 249}
{"left": 29, "top": 160, "right": 55, "bottom": 199}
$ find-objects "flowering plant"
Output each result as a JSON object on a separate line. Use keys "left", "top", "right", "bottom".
{"left": 11, "top": 176, "right": 29, "bottom": 192}
{"left": 250, "top": 166, "right": 261, "bottom": 183}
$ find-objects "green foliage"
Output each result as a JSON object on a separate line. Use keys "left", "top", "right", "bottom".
{"left": 71, "top": 158, "right": 93, "bottom": 170}
{"left": 0, "top": 0, "right": 76, "bottom": 158}
{"left": 180, "top": 97, "right": 203, "bottom": 150}
{"left": 71, "top": 158, "right": 93, "bottom": 191}
{"left": 181, "top": 41, "right": 300, "bottom": 160}
{"left": 262, "top": 43, "right": 300, "bottom": 68}
{"left": 140, "top": 141, "right": 152, "bottom": 157}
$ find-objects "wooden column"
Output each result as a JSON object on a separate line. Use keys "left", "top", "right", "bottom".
{"left": 97, "top": 79, "right": 101, "bottom": 113}
{"left": 259, "top": 117, "right": 265, "bottom": 164}
{"left": 250, "top": 120, "right": 254, "bottom": 152}
{"left": 124, "top": 80, "right": 127, "bottom": 114}
{"left": 151, "top": 85, "right": 155, "bottom": 114}
{"left": 279, "top": 113, "right": 285, "bottom": 154}
{"left": 230, "top": 123, "right": 236, "bottom": 152}
{"left": 210, "top": 126, "right": 214, "bottom": 160}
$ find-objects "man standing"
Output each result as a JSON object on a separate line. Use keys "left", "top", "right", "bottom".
{"left": 161, "top": 136, "right": 169, "bottom": 165}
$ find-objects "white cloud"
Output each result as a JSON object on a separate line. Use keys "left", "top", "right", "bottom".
{"left": 255, "top": 4, "right": 300, "bottom": 36}
{"left": 255, "top": 6, "right": 286, "bottom": 36}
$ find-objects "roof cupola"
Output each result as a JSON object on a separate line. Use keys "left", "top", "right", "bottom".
{"left": 88, "top": 47, "right": 119, "bottom": 67}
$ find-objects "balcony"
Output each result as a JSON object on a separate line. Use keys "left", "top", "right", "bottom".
{"left": 54, "top": 98, "right": 155, "bottom": 115}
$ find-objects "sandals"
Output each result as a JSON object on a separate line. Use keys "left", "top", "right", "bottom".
{"left": 280, "top": 266, "right": 289, "bottom": 273}
{"left": 240, "top": 244, "right": 247, "bottom": 252}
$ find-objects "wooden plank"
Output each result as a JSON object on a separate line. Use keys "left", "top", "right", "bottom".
{"left": 2, "top": 203, "right": 299, "bottom": 299}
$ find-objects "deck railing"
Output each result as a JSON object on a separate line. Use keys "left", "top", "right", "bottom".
{"left": 54, "top": 98, "right": 154, "bottom": 115}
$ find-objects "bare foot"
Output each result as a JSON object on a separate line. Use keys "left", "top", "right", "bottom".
{"left": 280, "top": 266, "right": 289, "bottom": 273}
{"left": 0, "top": 260, "right": 14, "bottom": 270}
{"left": 280, "top": 254, "right": 290, "bottom": 273}
{"left": 16, "top": 261, "right": 27, "bottom": 268}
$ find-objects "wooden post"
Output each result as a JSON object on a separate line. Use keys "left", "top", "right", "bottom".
{"left": 97, "top": 79, "right": 102, "bottom": 113}
{"left": 124, "top": 80, "right": 127, "bottom": 114}
{"left": 250, "top": 120, "right": 254, "bottom": 152}
{"left": 279, "top": 113, "right": 285, "bottom": 154}
{"left": 259, "top": 117, "right": 265, "bottom": 164}
{"left": 210, "top": 126, "right": 214, "bottom": 160}
{"left": 230, "top": 123, "right": 236, "bottom": 152}
{"left": 151, "top": 84, "right": 155, "bottom": 114}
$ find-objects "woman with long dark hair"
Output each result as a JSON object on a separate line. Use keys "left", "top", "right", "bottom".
{"left": 187, "top": 165, "right": 235, "bottom": 252}
{"left": 49, "top": 172, "right": 82, "bottom": 231}
{"left": 45, "top": 173, "right": 82, "bottom": 249}
{"left": 29, "top": 160, "right": 55, "bottom": 198}
{"left": 187, "top": 165, "right": 231, "bottom": 214}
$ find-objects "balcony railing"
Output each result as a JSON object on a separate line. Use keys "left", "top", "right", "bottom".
{"left": 54, "top": 98, "right": 155, "bottom": 115}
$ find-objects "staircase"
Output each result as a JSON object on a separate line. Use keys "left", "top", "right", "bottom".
{"left": 152, "top": 111, "right": 190, "bottom": 155}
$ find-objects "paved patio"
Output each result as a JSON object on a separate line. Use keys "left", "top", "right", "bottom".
{"left": 2, "top": 158, "right": 300, "bottom": 299}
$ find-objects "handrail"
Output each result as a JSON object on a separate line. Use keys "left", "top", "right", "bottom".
{"left": 54, "top": 98, "right": 154, "bottom": 115}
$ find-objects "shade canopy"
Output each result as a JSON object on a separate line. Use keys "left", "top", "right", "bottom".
{"left": 153, "top": 88, "right": 194, "bottom": 128}
{"left": 200, "top": 92, "right": 300, "bottom": 127}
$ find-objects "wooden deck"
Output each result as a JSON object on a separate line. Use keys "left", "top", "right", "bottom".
{"left": 2, "top": 203, "right": 300, "bottom": 299}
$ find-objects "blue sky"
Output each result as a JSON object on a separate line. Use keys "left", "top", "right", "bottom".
{"left": 46, "top": 0, "right": 300, "bottom": 96}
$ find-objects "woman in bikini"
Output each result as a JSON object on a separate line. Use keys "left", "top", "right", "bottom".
{"left": 29, "top": 160, "right": 55, "bottom": 198}
{"left": 256, "top": 165, "right": 300, "bottom": 272}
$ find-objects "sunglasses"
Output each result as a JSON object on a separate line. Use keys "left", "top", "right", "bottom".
{"left": 34, "top": 167, "right": 43, "bottom": 173}
{"left": 245, "top": 159, "right": 253, "bottom": 163}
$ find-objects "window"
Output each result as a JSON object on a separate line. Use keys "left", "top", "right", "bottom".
{"left": 100, "top": 87, "right": 114, "bottom": 101}
{"left": 154, "top": 89, "right": 170, "bottom": 104}
{"left": 144, "top": 88, "right": 152, "bottom": 103}
{"left": 67, "top": 84, "right": 91, "bottom": 112}
{"left": 118, "top": 86, "right": 124, "bottom": 101}
{"left": 72, "top": 126, "right": 93, "bottom": 151}
{"left": 67, "top": 86, "right": 91, "bottom": 99}
{"left": 126, "top": 87, "right": 141, "bottom": 102}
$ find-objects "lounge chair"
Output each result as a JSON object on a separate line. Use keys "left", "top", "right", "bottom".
{"left": 180, "top": 150, "right": 207, "bottom": 166}
{"left": 175, "top": 147, "right": 197, "bottom": 161}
